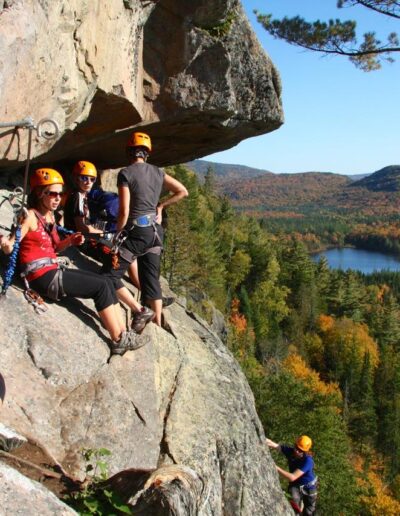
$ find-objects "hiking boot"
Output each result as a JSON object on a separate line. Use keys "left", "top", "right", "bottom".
{"left": 131, "top": 306, "right": 154, "bottom": 333}
{"left": 162, "top": 296, "right": 175, "bottom": 308}
{"left": 110, "top": 330, "right": 150, "bottom": 356}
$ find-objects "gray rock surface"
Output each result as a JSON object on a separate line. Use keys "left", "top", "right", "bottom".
{"left": 0, "top": 0, "right": 283, "bottom": 171}
{"left": 0, "top": 186, "right": 291, "bottom": 513}
{"left": 0, "top": 462, "right": 77, "bottom": 515}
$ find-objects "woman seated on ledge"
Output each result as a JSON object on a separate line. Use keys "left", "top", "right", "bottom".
{"left": 0, "top": 168, "right": 147, "bottom": 356}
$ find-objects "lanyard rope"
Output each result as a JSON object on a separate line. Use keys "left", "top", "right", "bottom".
{"left": 0, "top": 226, "right": 21, "bottom": 294}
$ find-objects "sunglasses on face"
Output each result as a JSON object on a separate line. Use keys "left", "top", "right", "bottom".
{"left": 43, "top": 191, "right": 63, "bottom": 199}
{"left": 78, "top": 176, "right": 96, "bottom": 183}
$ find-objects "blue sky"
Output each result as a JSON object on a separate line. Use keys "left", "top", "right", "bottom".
{"left": 205, "top": 0, "right": 400, "bottom": 175}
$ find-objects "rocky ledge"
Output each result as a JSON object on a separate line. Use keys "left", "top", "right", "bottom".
{"left": 0, "top": 189, "right": 290, "bottom": 514}
{"left": 0, "top": 0, "right": 283, "bottom": 171}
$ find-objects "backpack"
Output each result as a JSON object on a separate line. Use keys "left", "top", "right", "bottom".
{"left": 87, "top": 189, "right": 119, "bottom": 232}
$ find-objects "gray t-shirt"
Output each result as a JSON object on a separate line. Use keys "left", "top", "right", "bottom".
{"left": 117, "top": 162, "right": 165, "bottom": 224}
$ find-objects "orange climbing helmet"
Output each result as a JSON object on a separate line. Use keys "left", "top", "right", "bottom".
{"left": 126, "top": 132, "right": 152, "bottom": 152}
{"left": 72, "top": 161, "right": 97, "bottom": 177}
{"left": 296, "top": 435, "right": 312, "bottom": 452}
{"left": 30, "top": 168, "right": 64, "bottom": 189}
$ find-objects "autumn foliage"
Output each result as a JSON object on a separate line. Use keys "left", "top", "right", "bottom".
{"left": 229, "top": 298, "right": 247, "bottom": 334}
{"left": 162, "top": 164, "right": 400, "bottom": 513}
{"left": 317, "top": 314, "right": 380, "bottom": 371}
{"left": 283, "top": 351, "right": 341, "bottom": 401}
{"left": 353, "top": 455, "right": 400, "bottom": 515}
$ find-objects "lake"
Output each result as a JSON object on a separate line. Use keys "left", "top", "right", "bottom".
{"left": 311, "top": 248, "right": 400, "bottom": 274}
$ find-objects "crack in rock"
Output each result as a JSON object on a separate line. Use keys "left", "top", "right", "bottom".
{"left": 159, "top": 361, "right": 183, "bottom": 465}
{"left": 131, "top": 400, "right": 146, "bottom": 426}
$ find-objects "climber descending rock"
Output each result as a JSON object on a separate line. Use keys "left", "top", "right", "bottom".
{"left": 266, "top": 435, "right": 318, "bottom": 515}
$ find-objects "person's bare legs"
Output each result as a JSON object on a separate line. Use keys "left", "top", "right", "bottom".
{"left": 116, "top": 286, "right": 142, "bottom": 313}
{"left": 112, "top": 303, "right": 125, "bottom": 333}
{"left": 128, "top": 259, "right": 141, "bottom": 290}
{"left": 98, "top": 305, "right": 126, "bottom": 341}
{"left": 148, "top": 298, "right": 162, "bottom": 326}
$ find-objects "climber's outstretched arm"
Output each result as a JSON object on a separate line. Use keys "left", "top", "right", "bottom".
{"left": 265, "top": 438, "right": 280, "bottom": 450}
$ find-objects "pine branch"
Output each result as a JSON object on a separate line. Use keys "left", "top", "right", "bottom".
{"left": 255, "top": 10, "right": 399, "bottom": 70}
{"left": 338, "top": 1, "right": 400, "bottom": 20}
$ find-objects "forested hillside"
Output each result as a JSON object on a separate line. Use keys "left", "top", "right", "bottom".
{"left": 163, "top": 164, "right": 400, "bottom": 515}
{"left": 184, "top": 164, "right": 400, "bottom": 255}
{"left": 352, "top": 165, "right": 400, "bottom": 192}
{"left": 214, "top": 165, "right": 399, "bottom": 217}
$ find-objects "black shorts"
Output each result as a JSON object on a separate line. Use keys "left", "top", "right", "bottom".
{"left": 30, "top": 268, "right": 118, "bottom": 312}
{"left": 103, "top": 225, "right": 163, "bottom": 301}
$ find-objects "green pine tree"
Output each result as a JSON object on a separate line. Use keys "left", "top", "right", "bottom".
{"left": 348, "top": 352, "right": 378, "bottom": 449}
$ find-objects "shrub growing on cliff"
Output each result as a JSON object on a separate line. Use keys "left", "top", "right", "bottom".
{"left": 65, "top": 448, "right": 132, "bottom": 515}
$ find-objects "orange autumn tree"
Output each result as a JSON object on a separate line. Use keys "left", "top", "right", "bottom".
{"left": 317, "top": 314, "right": 334, "bottom": 332}
{"left": 283, "top": 350, "right": 342, "bottom": 403}
{"left": 228, "top": 298, "right": 255, "bottom": 356}
{"left": 353, "top": 455, "right": 400, "bottom": 516}
{"left": 316, "top": 315, "right": 379, "bottom": 380}
{"left": 316, "top": 315, "right": 380, "bottom": 447}
{"left": 230, "top": 297, "right": 247, "bottom": 334}
{"left": 228, "top": 298, "right": 263, "bottom": 381}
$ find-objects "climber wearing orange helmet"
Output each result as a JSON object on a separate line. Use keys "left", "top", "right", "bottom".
{"left": 64, "top": 160, "right": 149, "bottom": 327}
{"left": 64, "top": 160, "right": 102, "bottom": 234}
{"left": 266, "top": 435, "right": 317, "bottom": 515}
{"left": 103, "top": 131, "right": 188, "bottom": 328}
{"left": 1, "top": 168, "right": 147, "bottom": 356}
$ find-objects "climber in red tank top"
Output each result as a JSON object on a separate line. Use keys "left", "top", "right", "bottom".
{"left": 1, "top": 168, "right": 149, "bottom": 356}
{"left": 18, "top": 209, "right": 59, "bottom": 282}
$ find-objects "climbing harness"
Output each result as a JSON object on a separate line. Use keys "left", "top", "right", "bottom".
{"left": 111, "top": 214, "right": 163, "bottom": 268}
{"left": 299, "top": 476, "right": 318, "bottom": 496}
{"left": 0, "top": 116, "right": 59, "bottom": 297}
{"left": 9, "top": 210, "right": 72, "bottom": 311}
{"left": 131, "top": 213, "right": 157, "bottom": 227}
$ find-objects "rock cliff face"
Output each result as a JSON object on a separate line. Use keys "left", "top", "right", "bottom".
{"left": 0, "top": 0, "right": 283, "bottom": 171}
{"left": 0, "top": 2, "right": 288, "bottom": 512}
{"left": 0, "top": 186, "right": 291, "bottom": 514}
{"left": 0, "top": 462, "right": 77, "bottom": 515}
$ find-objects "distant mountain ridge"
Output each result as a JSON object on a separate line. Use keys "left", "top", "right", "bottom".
{"left": 351, "top": 165, "right": 400, "bottom": 192}
{"left": 185, "top": 160, "right": 273, "bottom": 180}
{"left": 186, "top": 159, "right": 371, "bottom": 182}
{"left": 185, "top": 161, "right": 400, "bottom": 218}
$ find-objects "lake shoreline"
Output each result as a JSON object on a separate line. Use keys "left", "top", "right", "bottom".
{"left": 310, "top": 244, "right": 355, "bottom": 256}
{"left": 311, "top": 247, "right": 400, "bottom": 274}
